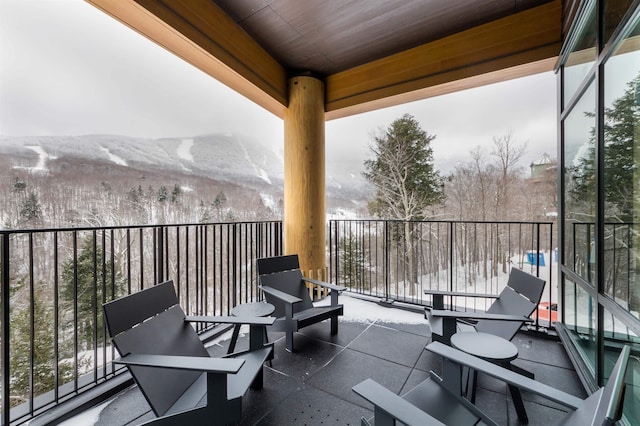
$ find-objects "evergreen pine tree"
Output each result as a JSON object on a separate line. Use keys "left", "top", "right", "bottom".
{"left": 61, "top": 239, "right": 124, "bottom": 349}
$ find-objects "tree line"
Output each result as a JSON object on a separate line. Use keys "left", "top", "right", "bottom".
{"left": 1, "top": 161, "right": 281, "bottom": 230}
{"left": 353, "top": 113, "right": 557, "bottom": 294}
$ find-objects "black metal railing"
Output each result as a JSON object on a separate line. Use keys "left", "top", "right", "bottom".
{"left": 0, "top": 221, "right": 282, "bottom": 425}
{"left": 1, "top": 218, "right": 577, "bottom": 425}
{"left": 328, "top": 219, "right": 556, "bottom": 323}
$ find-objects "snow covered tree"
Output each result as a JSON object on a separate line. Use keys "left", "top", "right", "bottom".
{"left": 20, "top": 191, "right": 42, "bottom": 222}
{"left": 61, "top": 238, "right": 124, "bottom": 349}
{"left": 363, "top": 114, "right": 444, "bottom": 220}
{"left": 363, "top": 114, "right": 444, "bottom": 295}
{"left": 10, "top": 291, "right": 73, "bottom": 406}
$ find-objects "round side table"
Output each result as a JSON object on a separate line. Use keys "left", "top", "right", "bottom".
{"left": 227, "top": 302, "right": 275, "bottom": 354}
{"left": 231, "top": 301, "right": 275, "bottom": 318}
{"left": 451, "top": 331, "right": 528, "bottom": 423}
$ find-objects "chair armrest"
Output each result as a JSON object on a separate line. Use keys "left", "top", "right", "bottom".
{"left": 429, "top": 309, "right": 534, "bottom": 323}
{"left": 423, "top": 289, "right": 499, "bottom": 299}
{"left": 114, "top": 353, "right": 245, "bottom": 374}
{"left": 259, "top": 285, "right": 302, "bottom": 304}
{"left": 353, "top": 379, "right": 446, "bottom": 425}
{"left": 426, "top": 342, "right": 583, "bottom": 410}
{"left": 185, "top": 315, "right": 276, "bottom": 326}
{"left": 302, "top": 277, "right": 347, "bottom": 292}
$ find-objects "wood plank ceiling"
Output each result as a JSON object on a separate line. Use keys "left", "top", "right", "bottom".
{"left": 214, "top": 0, "right": 552, "bottom": 75}
{"left": 88, "top": 0, "right": 563, "bottom": 119}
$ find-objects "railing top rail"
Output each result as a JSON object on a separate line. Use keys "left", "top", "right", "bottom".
{"left": 0, "top": 220, "right": 282, "bottom": 235}
{"left": 329, "top": 219, "right": 555, "bottom": 225}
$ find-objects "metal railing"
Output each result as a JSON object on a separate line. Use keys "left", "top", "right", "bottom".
{"left": 0, "top": 221, "right": 282, "bottom": 425}
{"left": 328, "top": 219, "right": 556, "bottom": 322}
{"left": 1, "top": 218, "right": 566, "bottom": 425}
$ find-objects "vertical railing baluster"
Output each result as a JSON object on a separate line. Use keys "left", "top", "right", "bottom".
{"left": 156, "top": 226, "right": 164, "bottom": 283}
{"left": 2, "top": 232, "right": 10, "bottom": 426}
{"left": 185, "top": 227, "right": 190, "bottom": 313}
{"left": 384, "top": 221, "right": 390, "bottom": 301}
{"left": 205, "top": 224, "right": 210, "bottom": 314}
{"left": 53, "top": 231, "right": 59, "bottom": 401}
{"left": 126, "top": 229, "right": 131, "bottom": 296}
{"left": 195, "top": 225, "right": 200, "bottom": 316}
{"left": 176, "top": 226, "right": 181, "bottom": 298}
{"left": 449, "top": 221, "right": 454, "bottom": 298}
{"left": 533, "top": 223, "right": 541, "bottom": 329}
{"left": 72, "top": 231, "right": 78, "bottom": 392}
{"left": 139, "top": 228, "right": 144, "bottom": 289}
{"left": 232, "top": 223, "right": 237, "bottom": 309}
{"left": 28, "top": 233, "right": 34, "bottom": 413}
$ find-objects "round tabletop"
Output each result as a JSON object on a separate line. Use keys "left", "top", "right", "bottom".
{"left": 451, "top": 331, "right": 518, "bottom": 362}
{"left": 231, "top": 302, "right": 275, "bottom": 317}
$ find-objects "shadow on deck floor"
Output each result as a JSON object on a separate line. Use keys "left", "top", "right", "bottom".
{"left": 71, "top": 296, "right": 585, "bottom": 426}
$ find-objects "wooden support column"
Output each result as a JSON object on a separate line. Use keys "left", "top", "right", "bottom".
{"left": 284, "top": 75, "right": 326, "bottom": 274}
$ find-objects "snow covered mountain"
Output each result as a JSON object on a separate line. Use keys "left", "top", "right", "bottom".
{"left": 0, "top": 133, "right": 370, "bottom": 214}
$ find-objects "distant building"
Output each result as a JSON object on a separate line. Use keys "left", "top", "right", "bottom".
{"left": 529, "top": 153, "right": 556, "bottom": 178}
{"left": 527, "top": 153, "right": 557, "bottom": 221}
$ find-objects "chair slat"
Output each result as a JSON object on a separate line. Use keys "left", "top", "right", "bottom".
{"left": 103, "top": 280, "right": 273, "bottom": 423}
{"left": 477, "top": 288, "right": 536, "bottom": 340}
{"left": 257, "top": 254, "right": 343, "bottom": 352}
{"left": 260, "top": 270, "right": 314, "bottom": 315}
{"left": 103, "top": 280, "right": 179, "bottom": 336}
{"left": 507, "top": 268, "right": 545, "bottom": 304}
{"left": 113, "top": 305, "right": 209, "bottom": 416}
{"left": 257, "top": 255, "right": 299, "bottom": 275}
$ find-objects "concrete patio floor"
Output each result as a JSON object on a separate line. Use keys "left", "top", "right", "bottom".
{"left": 61, "top": 295, "right": 586, "bottom": 426}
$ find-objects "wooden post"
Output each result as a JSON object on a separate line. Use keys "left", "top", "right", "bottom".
{"left": 284, "top": 75, "right": 326, "bottom": 277}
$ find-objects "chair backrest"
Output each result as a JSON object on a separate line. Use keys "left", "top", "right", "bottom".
{"left": 257, "top": 254, "right": 300, "bottom": 275}
{"left": 257, "top": 255, "right": 313, "bottom": 317}
{"left": 476, "top": 268, "right": 546, "bottom": 340}
{"left": 103, "top": 281, "right": 209, "bottom": 417}
{"left": 561, "top": 345, "right": 630, "bottom": 426}
{"left": 506, "top": 267, "right": 546, "bottom": 304}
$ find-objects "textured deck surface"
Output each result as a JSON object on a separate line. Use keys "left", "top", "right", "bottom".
{"left": 63, "top": 295, "right": 585, "bottom": 426}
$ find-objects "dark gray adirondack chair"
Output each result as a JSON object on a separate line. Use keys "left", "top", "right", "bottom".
{"left": 425, "top": 267, "right": 546, "bottom": 346}
{"left": 257, "top": 254, "right": 346, "bottom": 352}
{"left": 353, "top": 342, "right": 631, "bottom": 426}
{"left": 103, "top": 280, "right": 275, "bottom": 425}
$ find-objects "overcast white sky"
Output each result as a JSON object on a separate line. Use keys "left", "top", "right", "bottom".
{"left": 0, "top": 0, "right": 558, "bottom": 174}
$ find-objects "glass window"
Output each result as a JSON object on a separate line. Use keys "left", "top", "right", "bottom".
{"left": 563, "top": 81, "right": 596, "bottom": 284}
{"left": 564, "top": 5, "right": 597, "bottom": 107}
{"left": 563, "top": 277, "right": 596, "bottom": 374}
{"left": 601, "top": 306, "right": 640, "bottom": 423}
{"left": 603, "top": 16, "right": 640, "bottom": 317}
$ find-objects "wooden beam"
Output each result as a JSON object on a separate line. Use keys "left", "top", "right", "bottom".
{"left": 325, "top": 0, "right": 562, "bottom": 120}
{"left": 87, "top": 0, "right": 563, "bottom": 121}
{"left": 86, "top": 0, "right": 288, "bottom": 117}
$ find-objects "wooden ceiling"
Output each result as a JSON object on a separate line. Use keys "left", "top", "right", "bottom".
{"left": 214, "top": 0, "right": 553, "bottom": 76}
{"left": 87, "top": 0, "right": 564, "bottom": 120}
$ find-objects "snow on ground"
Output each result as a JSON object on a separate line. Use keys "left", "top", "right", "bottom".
{"left": 327, "top": 208, "right": 359, "bottom": 220}
{"left": 99, "top": 147, "right": 127, "bottom": 166}
{"left": 177, "top": 138, "right": 194, "bottom": 162}
{"left": 318, "top": 293, "right": 425, "bottom": 324}
{"left": 260, "top": 193, "right": 276, "bottom": 209}
{"left": 57, "top": 400, "right": 111, "bottom": 426}
{"left": 14, "top": 145, "right": 55, "bottom": 173}
{"left": 237, "top": 137, "right": 271, "bottom": 184}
